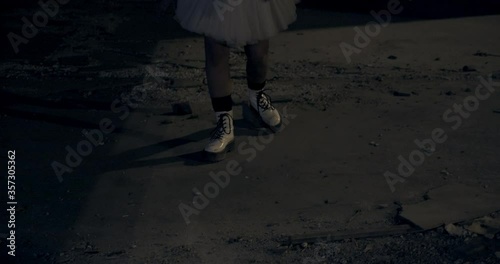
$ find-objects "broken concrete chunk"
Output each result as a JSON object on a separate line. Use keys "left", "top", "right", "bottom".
{"left": 466, "top": 222, "right": 492, "bottom": 238}
{"left": 465, "top": 216, "right": 500, "bottom": 239}
{"left": 445, "top": 223, "right": 467, "bottom": 237}
{"left": 399, "top": 184, "right": 500, "bottom": 230}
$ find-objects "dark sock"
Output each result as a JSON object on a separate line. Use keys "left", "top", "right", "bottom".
{"left": 248, "top": 80, "right": 266, "bottom": 91}
{"left": 211, "top": 95, "right": 233, "bottom": 112}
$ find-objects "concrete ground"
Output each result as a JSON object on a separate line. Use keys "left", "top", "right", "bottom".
{"left": 1, "top": 1, "right": 500, "bottom": 263}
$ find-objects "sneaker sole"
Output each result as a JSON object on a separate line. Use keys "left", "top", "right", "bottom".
{"left": 203, "top": 140, "right": 235, "bottom": 162}
{"left": 242, "top": 103, "right": 282, "bottom": 133}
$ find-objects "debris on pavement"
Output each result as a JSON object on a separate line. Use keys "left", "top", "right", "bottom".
{"left": 444, "top": 223, "right": 468, "bottom": 237}
{"left": 392, "top": 91, "right": 411, "bottom": 97}
{"left": 105, "top": 250, "right": 126, "bottom": 259}
{"left": 399, "top": 184, "right": 500, "bottom": 230}
{"left": 465, "top": 215, "right": 500, "bottom": 239}
{"left": 286, "top": 225, "right": 416, "bottom": 246}
{"left": 462, "top": 65, "right": 477, "bottom": 72}
{"left": 473, "top": 51, "right": 500, "bottom": 57}
{"left": 172, "top": 102, "right": 193, "bottom": 115}
{"left": 440, "top": 169, "right": 452, "bottom": 177}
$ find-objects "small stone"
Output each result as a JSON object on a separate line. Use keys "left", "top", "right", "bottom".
{"left": 445, "top": 223, "right": 467, "bottom": 237}
{"left": 473, "top": 51, "right": 489, "bottom": 57}
{"left": 227, "top": 237, "right": 243, "bottom": 244}
{"left": 364, "top": 244, "right": 373, "bottom": 252}
{"left": 495, "top": 251, "right": 500, "bottom": 259}
{"left": 393, "top": 91, "right": 411, "bottom": 97}
{"left": 369, "top": 141, "right": 379, "bottom": 147}
{"left": 172, "top": 102, "right": 192, "bottom": 115}
{"left": 106, "top": 250, "right": 125, "bottom": 257}
{"left": 377, "top": 204, "right": 389, "bottom": 209}
{"left": 160, "top": 119, "right": 172, "bottom": 125}
{"left": 387, "top": 55, "right": 397, "bottom": 60}
{"left": 440, "top": 169, "right": 452, "bottom": 176}
{"left": 300, "top": 242, "right": 308, "bottom": 248}
{"left": 462, "top": 65, "right": 476, "bottom": 72}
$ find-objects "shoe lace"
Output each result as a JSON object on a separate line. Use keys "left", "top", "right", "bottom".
{"left": 210, "top": 113, "right": 232, "bottom": 140}
{"left": 257, "top": 89, "right": 275, "bottom": 112}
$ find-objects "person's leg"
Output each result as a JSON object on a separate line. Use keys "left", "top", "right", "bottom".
{"left": 245, "top": 39, "right": 269, "bottom": 85}
{"left": 203, "top": 37, "right": 234, "bottom": 160}
{"left": 244, "top": 40, "right": 281, "bottom": 130}
{"left": 205, "top": 36, "right": 232, "bottom": 99}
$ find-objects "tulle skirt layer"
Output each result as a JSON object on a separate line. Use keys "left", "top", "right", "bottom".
{"left": 175, "top": 0, "right": 299, "bottom": 47}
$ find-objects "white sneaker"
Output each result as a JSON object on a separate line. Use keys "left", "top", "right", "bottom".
{"left": 204, "top": 111, "right": 235, "bottom": 162}
{"left": 248, "top": 89, "right": 282, "bottom": 132}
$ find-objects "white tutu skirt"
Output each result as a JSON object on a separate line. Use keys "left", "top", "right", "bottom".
{"left": 175, "top": 0, "right": 299, "bottom": 47}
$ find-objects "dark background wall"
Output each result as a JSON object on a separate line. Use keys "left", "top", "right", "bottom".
{"left": 300, "top": 0, "right": 500, "bottom": 18}
{"left": 2, "top": 0, "right": 500, "bottom": 18}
